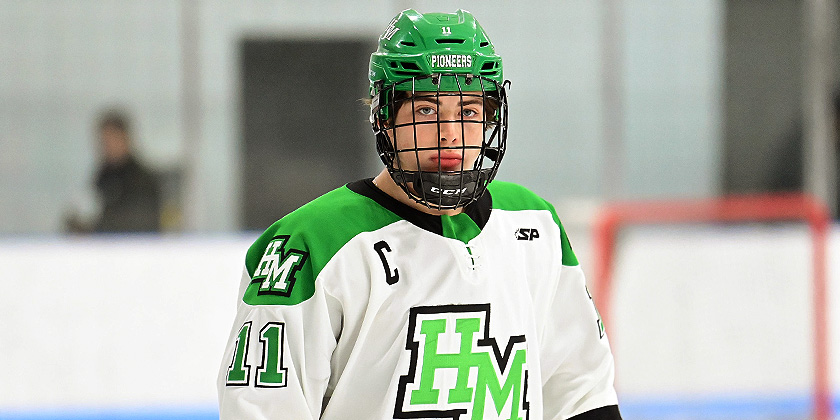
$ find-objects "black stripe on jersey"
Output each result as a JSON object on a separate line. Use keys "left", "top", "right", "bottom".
{"left": 569, "top": 405, "right": 622, "bottom": 420}
{"left": 347, "top": 178, "right": 492, "bottom": 236}
{"left": 462, "top": 186, "right": 492, "bottom": 230}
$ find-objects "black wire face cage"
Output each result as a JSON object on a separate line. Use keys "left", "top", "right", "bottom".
{"left": 371, "top": 74, "right": 509, "bottom": 210}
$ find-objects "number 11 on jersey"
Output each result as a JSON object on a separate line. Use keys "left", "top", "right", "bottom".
{"left": 226, "top": 321, "right": 288, "bottom": 388}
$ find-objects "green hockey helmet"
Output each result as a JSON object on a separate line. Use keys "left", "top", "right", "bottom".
{"left": 369, "top": 9, "right": 504, "bottom": 95}
{"left": 369, "top": 9, "right": 510, "bottom": 210}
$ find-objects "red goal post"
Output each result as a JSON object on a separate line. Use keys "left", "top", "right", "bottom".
{"left": 592, "top": 193, "right": 831, "bottom": 420}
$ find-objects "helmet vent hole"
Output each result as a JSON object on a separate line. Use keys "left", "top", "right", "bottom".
{"left": 480, "top": 42, "right": 490, "bottom": 47}
{"left": 481, "top": 62, "right": 496, "bottom": 70}
{"left": 399, "top": 41, "right": 416, "bottom": 47}
{"left": 400, "top": 62, "right": 420, "bottom": 70}
{"left": 435, "top": 38, "right": 465, "bottom": 44}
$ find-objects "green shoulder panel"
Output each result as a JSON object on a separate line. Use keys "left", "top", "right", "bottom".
{"left": 487, "top": 181, "right": 579, "bottom": 266}
{"left": 243, "top": 185, "right": 403, "bottom": 306}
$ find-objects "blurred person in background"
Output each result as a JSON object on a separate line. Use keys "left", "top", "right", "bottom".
{"left": 769, "top": 88, "right": 840, "bottom": 216}
{"left": 65, "top": 110, "right": 161, "bottom": 233}
{"left": 217, "top": 8, "right": 621, "bottom": 420}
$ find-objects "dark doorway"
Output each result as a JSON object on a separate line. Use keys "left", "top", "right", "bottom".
{"left": 722, "top": 0, "right": 840, "bottom": 194}
{"left": 722, "top": 0, "right": 804, "bottom": 194}
{"left": 241, "top": 38, "right": 375, "bottom": 230}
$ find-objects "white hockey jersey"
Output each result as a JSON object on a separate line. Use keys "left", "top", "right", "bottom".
{"left": 218, "top": 179, "right": 620, "bottom": 420}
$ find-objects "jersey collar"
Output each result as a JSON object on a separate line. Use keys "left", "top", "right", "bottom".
{"left": 347, "top": 178, "right": 492, "bottom": 237}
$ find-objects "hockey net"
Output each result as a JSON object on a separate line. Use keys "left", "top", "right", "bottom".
{"left": 591, "top": 193, "right": 831, "bottom": 420}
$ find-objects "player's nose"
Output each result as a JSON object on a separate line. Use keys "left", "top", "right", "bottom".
{"left": 438, "top": 119, "right": 461, "bottom": 143}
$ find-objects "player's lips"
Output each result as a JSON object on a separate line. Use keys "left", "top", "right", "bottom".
{"left": 430, "top": 153, "right": 463, "bottom": 170}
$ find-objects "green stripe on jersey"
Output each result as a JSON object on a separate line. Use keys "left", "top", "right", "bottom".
{"left": 487, "top": 181, "right": 579, "bottom": 266}
{"left": 243, "top": 185, "right": 403, "bottom": 306}
{"left": 441, "top": 213, "right": 482, "bottom": 243}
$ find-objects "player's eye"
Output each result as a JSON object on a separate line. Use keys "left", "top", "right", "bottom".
{"left": 416, "top": 106, "right": 436, "bottom": 116}
{"left": 461, "top": 108, "right": 479, "bottom": 118}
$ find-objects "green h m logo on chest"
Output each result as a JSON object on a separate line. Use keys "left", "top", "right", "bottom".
{"left": 395, "top": 304, "right": 528, "bottom": 420}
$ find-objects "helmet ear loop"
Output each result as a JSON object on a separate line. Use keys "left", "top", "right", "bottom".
{"left": 483, "top": 78, "right": 509, "bottom": 163}
{"left": 483, "top": 78, "right": 509, "bottom": 186}
{"left": 374, "top": 96, "right": 397, "bottom": 168}
{"left": 392, "top": 86, "right": 411, "bottom": 194}
{"left": 375, "top": 129, "right": 395, "bottom": 168}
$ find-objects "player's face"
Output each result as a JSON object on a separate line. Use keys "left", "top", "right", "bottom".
{"left": 390, "top": 92, "right": 485, "bottom": 173}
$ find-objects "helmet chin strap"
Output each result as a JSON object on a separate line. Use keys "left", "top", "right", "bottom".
{"left": 390, "top": 168, "right": 493, "bottom": 209}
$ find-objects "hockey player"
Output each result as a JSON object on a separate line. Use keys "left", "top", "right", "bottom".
{"left": 218, "top": 9, "right": 622, "bottom": 420}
